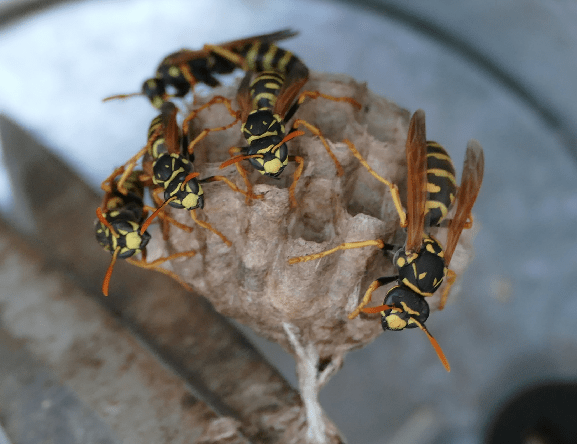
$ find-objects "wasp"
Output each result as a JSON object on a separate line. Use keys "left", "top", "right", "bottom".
{"left": 218, "top": 68, "right": 361, "bottom": 207}
{"left": 111, "top": 101, "right": 254, "bottom": 245}
{"left": 104, "top": 29, "right": 299, "bottom": 108}
{"left": 289, "top": 110, "right": 484, "bottom": 371}
{"left": 95, "top": 167, "right": 196, "bottom": 296}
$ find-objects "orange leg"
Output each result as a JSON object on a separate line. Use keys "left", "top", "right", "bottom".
{"left": 143, "top": 205, "right": 194, "bottom": 233}
{"left": 182, "top": 96, "right": 240, "bottom": 157}
{"left": 291, "top": 119, "right": 344, "bottom": 176}
{"left": 227, "top": 146, "right": 255, "bottom": 204}
{"left": 189, "top": 209, "right": 232, "bottom": 247}
{"left": 127, "top": 250, "right": 197, "bottom": 293}
{"left": 289, "top": 239, "right": 385, "bottom": 265}
{"left": 438, "top": 269, "right": 457, "bottom": 311}
{"left": 200, "top": 175, "right": 264, "bottom": 200}
{"left": 343, "top": 139, "right": 406, "bottom": 227}
{"left": 287, "top": 155, "right": 304, "bottom": 208}
{"left": 297, "top": 90, "right": 362, "bottom": 111}
{"left": 348, "top": 275, "right": 390, "bottom": 319}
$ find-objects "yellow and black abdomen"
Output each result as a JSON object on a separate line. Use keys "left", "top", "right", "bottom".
{"left": 248, "top": 71, "right": 284, "bottom": 111}
{"left": 426, "top": 141, "right": 457, "bottom": 227}
{"left": 238, "top": 41, "right": 303, "bottom": 76}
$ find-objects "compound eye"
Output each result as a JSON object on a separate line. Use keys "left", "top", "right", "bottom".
{"left": 153, "top": 155, "right": 174, "bottom": 184}
{"left": 275, "top": 143, "right": 288, "bottom": 163}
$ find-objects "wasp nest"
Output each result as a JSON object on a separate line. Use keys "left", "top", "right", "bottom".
{"left": 145, "top": 71, "right": 475, "bottom": 437}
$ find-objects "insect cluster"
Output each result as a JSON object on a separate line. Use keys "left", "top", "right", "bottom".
{"left": 96, "top": 29, "right": 484, "bottom": 372}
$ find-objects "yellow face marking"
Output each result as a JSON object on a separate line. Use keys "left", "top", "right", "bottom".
{"left": 385, "top": 313, "right": 407, "bottom": 330}
{"left": 125, "top": 231, "right": 142, "bottom": 251}
{"left": 264, "top": 158, "right": 283, "bottom": 175}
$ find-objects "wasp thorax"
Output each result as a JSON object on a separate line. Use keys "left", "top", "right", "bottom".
{"left": 381, "top": 286, "right": 430, "bottom": 331}
{"left": 394, "top": 236, "right": 446, "bottom": 296}
{"left": 153, "top": 153, "right": 189, "bottom": 186}
{"left": 244, "top": 110, "right": 284, "bottom": 139}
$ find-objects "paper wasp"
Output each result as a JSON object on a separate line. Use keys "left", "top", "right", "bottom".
{"left": 104, "top": 29, "right": 299, "bottom": 108}
{"left": 219, "top": 68, "right": 361, "bottom": 207}
{"left": 95, "top": 167, "right": 196, "bottom": 296}
{"left": 112, "top": 100, "right": 254, "bottom": 246}
{"left": 289, "top": 110, "right": 484, "bottom": 371}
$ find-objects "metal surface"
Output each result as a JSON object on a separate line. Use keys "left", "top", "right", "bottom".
{"left": 0, "top": 115, "right": 308, "bottom": 443}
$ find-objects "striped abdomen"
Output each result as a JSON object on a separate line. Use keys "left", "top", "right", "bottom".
{"left": 426, "top": 141, "right": 457, "bottom": 227}
{"left": 237, "top": 41, "right": 302, "bottom": 76}
{"left": 146, "top": 103, "right": 180, "bottom": 161}
{"left": 249, "top": 71, "right": 284, "bottom": 111}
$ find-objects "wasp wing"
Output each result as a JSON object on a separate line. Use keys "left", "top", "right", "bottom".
{"left": 160, "top": 102, "right": 181, "bottom": 155}
{"left": 236, "top": 71, "right": 254, "bottom": 123}
{"left": 217, "top": 29, "right": 298, "bottom": 50}
{"left": 443, "top": 140, "right": 484, "bottom": 266}
{"left": 273, "top": 66, "right": 309, "bottom": 118}
{"left": 405, "top": 109, "right": 428, "bottom": 253}
{"left": 161, "top": 29, "right": 298, "bottom": 66}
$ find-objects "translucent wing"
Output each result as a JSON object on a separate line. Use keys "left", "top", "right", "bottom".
{"left": 160, "top": 102, "right": 181, "bottom": 155}
{"left": 273, "top": 65, "right": 309, "bottom": 118}
{"left": 217, "top": 28, "right": 298, "bottom": 50}
{"left": 405, "top": 109, "right": 428, "bottom": 253}
{"left": 236, "top": 71, "right": 253, "bottom": 123}
{"left": 443, "top": 140, "right": 485, "bottom": 266}
{"left": 162, "top": 29, "right": 298, "bottom": 65}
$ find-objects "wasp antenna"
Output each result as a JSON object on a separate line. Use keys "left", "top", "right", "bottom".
{"left": 413, "top": 319, "right": 450, "bottom": 372}
{"left": 96, "top": 207, "right": 119, "bottom": 238}
{"left": 219, "top": 153, "right": 263, "bottom": 169}
{"left": 181, "top": 172, "right": 201, "bottom": 190}
{"left": 102, "top": 247, "right": 121, "bottom": 296}
{"left": 360, "top": 304, "right": 393, "bottom": 314}
{"left": 102, "top": 92, "right": 143, "bottom": 102}
{"left": 140, "top": 196, "right": 177, "bottom": 235}
{"left": 271, "top": 130, "right": 305, "bottom": 153}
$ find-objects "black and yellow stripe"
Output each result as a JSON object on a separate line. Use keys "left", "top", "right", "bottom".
{"left": 238, "top": 40, "right": 301, "bottom": 76}
{"left": 425, "top": 141, "right": 457, "bottom": 227}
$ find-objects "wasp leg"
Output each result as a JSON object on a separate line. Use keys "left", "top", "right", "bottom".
{"left": 344, "top": 139, "right": 407, "bottom": 227}
{"left": 227, "top": 146, "right": 255, "bottom": 204}
{"left": 150, "top": 187, "right": 173, "bottom": 240}
{"left": 291, "top": 119, "right": 344, "bottom": 176}
{"left": 116, "top": 126, "right": 162, "bottom": 194}
{"left": 200, "top": 175, "right": 264, "bottom": 200}
{"left": 101, "top": 165, "right": 127, "bottom": 194}
{"left": 287, "top": 155, "right": 304, "bottom": 208}
{"left": 127, "top": 250, "right": 197, "bottom": 293}
{"left": 296, "top": 90, "right": 362, "bottom": 111}
{"left": 189, "top": 209, "right": 232, "bottom": 247}
{"left": 289, "top": 239, "right": 385, "bottom": 265}
{"left": 438, "top": 269, "right": 457, "bottom": 311}
{"left": 143, "top": 205, "right": 194, "bottom": 233}
{"left": 348, "top": 275, "right": 398, "bottom": 319}
{"left": 182, "top": 96, "right": 240, "bottom": 156}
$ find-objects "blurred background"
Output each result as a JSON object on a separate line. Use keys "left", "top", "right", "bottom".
{"left": 1, "top": 0, "right": 577, "bottom": 443}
